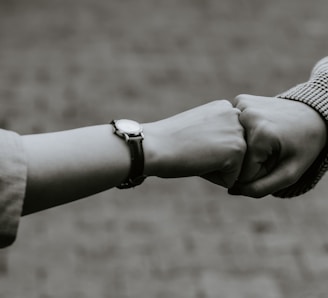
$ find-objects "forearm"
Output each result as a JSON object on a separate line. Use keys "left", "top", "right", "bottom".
{"left": 21, "top": 125, "right": 131, "bottom": 215}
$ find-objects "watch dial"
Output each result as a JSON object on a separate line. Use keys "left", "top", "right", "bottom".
{"left": 116, "top": 119, "right": 142, "bottom": 134}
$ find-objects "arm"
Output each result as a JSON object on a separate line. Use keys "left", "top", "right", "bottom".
{"left": 21, "top": 125, "right": 131, "bottom": 215}
{"left": 22, "top": 100, "right": 246, "bottom": 215}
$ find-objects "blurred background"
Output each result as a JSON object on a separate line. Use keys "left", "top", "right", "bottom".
{"left": 0, "top": 0, "right": 328, "bottom": 297}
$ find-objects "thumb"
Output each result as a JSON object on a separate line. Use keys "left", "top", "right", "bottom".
{"left": 229, "top": 160, "right": 299, "bottom": 198}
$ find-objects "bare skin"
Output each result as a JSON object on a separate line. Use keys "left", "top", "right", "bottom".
{"left": 22, "top": 100, "right": 246, "bottom": 214}
{"left": 229, "top": 94, "right": 327, "bottom": 198}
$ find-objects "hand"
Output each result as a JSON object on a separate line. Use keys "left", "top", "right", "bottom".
{"left": 229, "top": 94, "right": 327, "bottom": 198}
{"left": 143, "top": 100, "right": 246, "bottom": 188}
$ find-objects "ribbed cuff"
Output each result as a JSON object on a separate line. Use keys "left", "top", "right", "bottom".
{"left": 277, "top": 84, "right": 328, "bottom": 119}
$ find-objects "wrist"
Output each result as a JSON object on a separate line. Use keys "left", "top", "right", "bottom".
{"left": 293, "top": 100, "right": 327, "bottom": 144}
{"left": 142, "top": 122, "right": 165, "bottom": 178}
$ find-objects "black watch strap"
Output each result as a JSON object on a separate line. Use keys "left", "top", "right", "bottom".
{"left": 118, "top": 135, "right": 146, "bottom": 189}
{"left": 111, "top": 120, "right": 146, "bottom": 189}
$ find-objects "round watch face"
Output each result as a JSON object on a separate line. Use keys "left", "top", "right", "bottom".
{"left": 115, "top": 119, "right": 143, "bottom": 135}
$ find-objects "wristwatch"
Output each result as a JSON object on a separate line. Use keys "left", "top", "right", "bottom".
{"left": 111, "top": 119, "right": 146, "bottom": 189}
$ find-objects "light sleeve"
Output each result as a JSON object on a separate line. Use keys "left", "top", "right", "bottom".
{"left": 0, "top": 129, "right": 27, "bottom": 248}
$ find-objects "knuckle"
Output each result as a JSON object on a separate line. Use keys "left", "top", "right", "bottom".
{"left": 207, "top": 100, "right": 231, "bottom": 112}
{"left": 222, "top": 159, "right": 235, "bottom": 173}
{"left": 241, "top": 107, "right": 258, "bottom": 118}
{"left": 235, "top": 94, "right": 254, "bottom": 102}
{"left": 216, "top": 99, "right": 232, "bottom": 108}
{"left": 245, "top": 185, "right": 267, "bottom": 198}
{"left": 209, "top": 99, "right": 234, "bottom": 118}
{"left": 233, "top": 94, "right": 250, "bottom": 109}
{"left": 232, "top": 107, "right": 241, "bottom": 116}
{"left": 235, "top": 94, "right": 249, "bottom": 101}
{"left": 283, "top": 167, "right": 299, "bottom": 186}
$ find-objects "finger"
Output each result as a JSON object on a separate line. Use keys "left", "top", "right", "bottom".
{"left": 237, "top": 150, "right": 263, "bottom": 183}
{"left": 238, "top": 114, "right": 281, "bottom": 182}
{"left": 229, "top": 160, "right": 299, "bottom": 198}
{"left": 202, "top": 168, "right": 240, "bottom": 188}
{"left": 238, "top": 108, "right": 262, "bottom": 130}
{"left": 202, "top": 150, "right": 244, "bottom": 188}
{"left": 238, "top": 135, "right": 280, "bottom": 183}
{"left": 230, "top": 94, "right": 261, "bottom": 111}
{"left": 230, "top": 94, "right": 252, "bottom": 108}
{"left": 202, "top": 172, "right": 228, "bottom": 188}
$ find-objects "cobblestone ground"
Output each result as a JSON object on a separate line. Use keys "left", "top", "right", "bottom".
{"left": 0, "top": 0, "right": 328, "bottom": 297}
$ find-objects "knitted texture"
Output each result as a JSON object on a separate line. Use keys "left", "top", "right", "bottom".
{"left": 274, "top": 56, "right": 328, "bottom": 198}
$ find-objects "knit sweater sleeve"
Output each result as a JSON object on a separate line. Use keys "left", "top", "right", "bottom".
{"left": 273, "top": 56, "right": 328, "bottom": 198}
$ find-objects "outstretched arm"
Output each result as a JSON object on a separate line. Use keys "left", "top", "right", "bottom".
{"left": 22, "top": 100, "right": 246, "bottom": 215}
